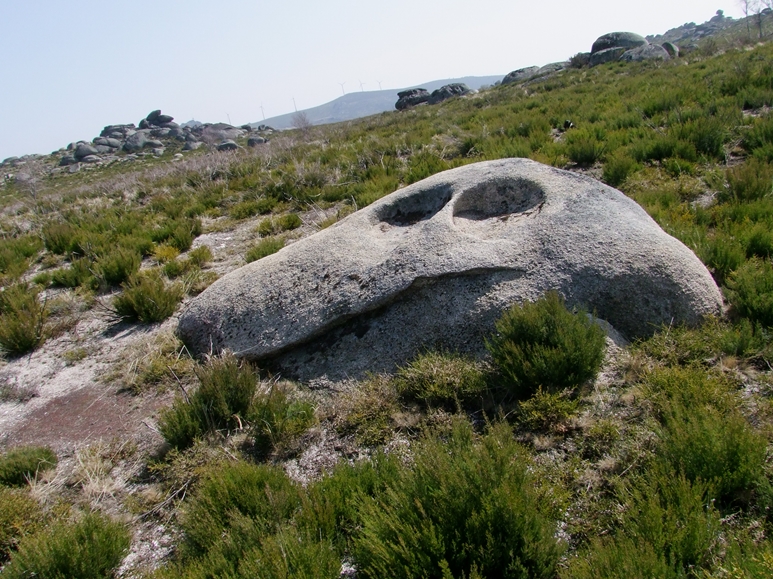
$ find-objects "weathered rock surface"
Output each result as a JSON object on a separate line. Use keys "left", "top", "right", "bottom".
{"left": 216, "top": 140, "right": 239, "bottom": 151}
{"left": 661, "top": 41, "right": 680, "bottom": 58}
{"left": 178, "top": 158, "right": 723, "bottom": 381}
{"left": 620, "top": 43, "right": 670, "bottom": 62}
{"left": 395, "top": 89, "right": 430, "bottom": 110}
{"left": 591, "top": 32, "right": 648, "bottom": 54}
{"left": 589, "top": 47, "right": 627, "bottom": 67}
{"left": 428, "top": 83, "right": 472, "bottom": 105}
{"left": 248, "top": 136, "right": 267, "bottom": 147}
{"left": 502, "top": 66, "right": 540, "bottom": 85}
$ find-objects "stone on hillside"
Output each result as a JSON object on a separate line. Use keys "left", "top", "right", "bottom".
{"left": 123, "top": 130, "right": 150, "bottom": 152}
{"left": 146, "top": 139, "right": 164, "bottom": 148}
{"left": 248, "top": 136, "right": 267, "bottom": 147}
{"left": 80, "top": 155, "right": 100, "bottom": 163}
{"left": 139, "top": 119, "right": 151, "bottom": 129}
{"left": 157, "top": 114, "right": 174, "bottom": 124}
{"left": 94, "top": 145, "right": 113, "bottom": 154}
{"left": 535, "top": 62, "right": 568, "bottom": 76}
{"left": 183, "top": 141, "right": 203, "bottom": 151}
{"left": 395, "top": 88, "right": 430, "bottom": 110}
{"left": 589, "top": 47, "right": 627, "bottom": 67}
{"left": 178, "top": 158, "right": 723, "bottom": 382}
{"left": 620, "top": 44, "right": 670, "bottom": 62}
{"left": 74, "top": 143, "right": 99, "bottom": 160}
{"left": 591, "top": 32, "right": 648, "bottom": 54}
{"left": 502, "top": 66, "right": 540, "bottom": 85}
{"left": 662, "top": 42, "right": 679, "bottom": 58}
{"left": 200, "top": 123, "right": 244, "bottom": 143}
{"left": 216, "top": 140, "right": 239, "bottom": 151}
{"left": 59, "top": 155, "right": 77, "bottom": 167}
{"left": 160, "top": 121, "right": 179, "bottom": 129}
{"left": 428, "top": 83, "right": 472, "bottom": 105}
{"left": 146, "top": 110, "right": 162, "bottom": 123}
{"left": 151, "top": 128, "right": 171, "bottom": 138}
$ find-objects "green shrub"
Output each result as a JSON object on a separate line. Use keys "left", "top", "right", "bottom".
{"left": 395, "top": 351, "right": 488, "bottom": 409}
{"left": 516, "top": 388, "right": 578, "bottom": 432}
{"left": 113, "top": 271, "right": 183, "bottom": 323}
{"left": 354, "top": 420, "right": 563, "bottom": 579}
{"left": 0, "top": 487, "right": 43, "bottom": 562}
{"left": 723, "top": 158, "right": 773, "bottom": 202}
{"left": 276, "top": 213, "right": 302, "bottom": 231}
{"left": 229, "top": 200, "right": 261, "bottom": 220}
{"left": 42, "top": 222, "right": 76, "bottom": 255}
{"left": 658, "top": 405, "right": 766, "bottom": 509}
{"left": 0, "top": 236, "right": 41, "bottom": 278}
{"left": 245, "top": 237, "right": 285, "bottom": 263}
{"left": 726, "top": 257, "right": 773, "bottom": 326}
{"left": 186, "top": 245, "right": 213, "bottom": 267}
{"left": 2, "top": 512, "right": 130, "bottom": 579}
{"left": 256, "top": 217, "right": 276, "bottom": 237}
{"left": 249, "top": 383, "right": 315, "bottom": 457}
{"left": 0, "top": 284, "right": 48, "bottom": 356}
{"left": 567, "top": 128, "right": 605, "bottom": 166}
{"left": 159, "top": 353, "right": 257, "bottom": 450}
{"left": 51, "top": 258, "right": 95, "bottom": 289}
{"left": 697, "top": 236, "right": 745, "bottom": 283}
{"left": 486, "top": 291, "right": 606, "bottom": 398}
{"left": 180, "top": 461, "right": 300, "bottom": 556}
{"left": 602, "top": 152, "right": 639, "bottom": 187}
{"left": 743, "top": 222, "right": 773, "bottom": 259}
{"left": 563, "top": 537, "right": 676, "bottom": 579}
{"left": 96, "top": 248, "right": 141, "bottom": 286}
{"left": 0, "top": 446, "right": 57, "bottom": 487}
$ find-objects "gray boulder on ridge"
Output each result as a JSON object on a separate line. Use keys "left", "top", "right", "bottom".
{"left": 177, "top": 158, "right": 723, "bottom": 382}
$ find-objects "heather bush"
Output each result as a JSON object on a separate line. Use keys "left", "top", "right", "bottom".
{"left": 395, "top": 350, "right": 488, "bottom": 409}
{"left": 245, "top": 237, "right": 285, "bottom": 263}
{"left": 0, "top": 487, "right": 43, "bottom": 562}
{"left": 487, "top": 291, "right": 606, "bottom": 398}
{"left": 2, "top": 512, "right": 130, "bottom": 579}
{"left": 113, "top": 271, "right": 183, "bottom": 323}
{"left": 726, "top": 257, "right": 773, "bottom": 326}
{"left": 95, "top": 247, "right": 141, "bottom": 286}
{"left": 0, "top": 284, "right": 48, "bottom": 356}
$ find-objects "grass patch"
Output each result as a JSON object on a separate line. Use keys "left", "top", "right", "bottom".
{"left": 0, "top": 284, "right": 48, "bottom": 356}
{"left": 245, "top": 237, "right": 285, "bottom": 263}
{"left": 0, "top": 446, "right": 57, "bottom": 487}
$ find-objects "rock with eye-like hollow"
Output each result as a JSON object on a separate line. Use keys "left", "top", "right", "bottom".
{"left": 177, "top": 158, "right": 723, "bottom": 382}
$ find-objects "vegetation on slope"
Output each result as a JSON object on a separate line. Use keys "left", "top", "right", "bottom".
{"left": 2, "top": 32, "right": 773, "bottom": 578}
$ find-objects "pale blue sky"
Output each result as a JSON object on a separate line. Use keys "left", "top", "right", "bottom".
{"left": 0, "top": 1, "right": 743, "bottom": 160}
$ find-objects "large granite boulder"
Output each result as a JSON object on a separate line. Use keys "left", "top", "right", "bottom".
{"left": 589, "top": 47, "right": 627, "bottom": 67}
{"left": 591, "top": 32, "right": 648, "bottom": 54}
{"left": 502, "top": 66, "right": 540, "bottom": 85}
{"left": 177, "top": 158, "right": 723, "bottom": 381}
{"left": 395, "top": 89, "right": 430, "bottom": 110}
{"left": 428, "top": 83, "right": 472, "bottom": 105}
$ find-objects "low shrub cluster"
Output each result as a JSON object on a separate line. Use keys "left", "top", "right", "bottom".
{"left": 1, "top": 512, "right": 130, "bottom": 579}
{"left": 0, "top": 446, "right": 57, "bottom": 486}
{"left": 113, "top": 270, "right": 184, "bottom": 323}
{"left": 486, "top": 291, "right": 606, "bottom": 398}
{"left": 0, "top": 284, "right": 48, "bottom": 356}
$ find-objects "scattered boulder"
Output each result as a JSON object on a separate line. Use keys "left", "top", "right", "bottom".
{"left": 183, "top": 141, "right": 203, "bottom": 151}
{"left": 502, "top": 66, "right": 540, "bottom": 85}
{"left": 248, "top": 137, "right": 267, "bottom": 147}
{"left": 200, "top": 123, "right": 244, "bottom": 144}
{"left": 58, "top": 155, "right": 77, "bottom": 167}
{"left": 123, "top": 131, "right": 150, "bottom": 152}
{"left": 177, "top": 158, "right": 723, "bottom": 382}
{"left": 216, "top": 140, "right": 239, "bottom": 151}
{"left": 146, "top": 110, "right": 162, "bottom": 123}
{"left": 591, "top": 32, "right": 648, "bottom": 54}
{"left": 156, "top": 114, "right": 174, "bottom": 124}
{"left": 428, "top": 83, "right": 472, "bottom": 105}
{"left": 80, "top": 155, "right": 100, "bottom": 163}
{"left": 620, "top": 44, "right": 670, "bottom": 62}
{"left": 395, "top": 88, "right": 430, "bottom": 110}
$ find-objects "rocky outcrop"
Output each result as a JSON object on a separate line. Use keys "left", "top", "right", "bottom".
{"left": 589, "top": 32, "right": 677, "bottom": 67}
{"left": 502, "top": 67, "right": 540, "bottom": 85}
{"left": 428, "top": 83, "right": 473, "bottom": 105}
{"left": 395, "top": 89, "right": 431, "bottom": 110}
{"left": 177, "top": 158, "right": 723, "bottom": 382}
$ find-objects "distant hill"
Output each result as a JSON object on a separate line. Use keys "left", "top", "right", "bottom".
{"left": 252, "top": 75, "right": 504, "bottom": 130}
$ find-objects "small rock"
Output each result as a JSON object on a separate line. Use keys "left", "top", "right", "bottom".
{"left": 248, "top": 137, "right": 267, "bottom": 147}
{"left": 146, "top": 110, "right": 162, "bottom": 123}
{"left": 156, "top": 114, "right": 174, "bottom": 124}
{"left": 94, "top": 145, "right": 113, "bottom": 154}
{"left": 80, "top": 155, "right": 100, "bottom": 163}
{"left": 146, "top": 139, "right": 164, "bottom": 148}
{"left": 152, "top": 148, "right": 165, "bottom": 156}
{"left": 124, "top": 131, "right": 150, "bottom": 152}
{"left": 160, "top": 121, "right": 179, "bottom": 129}
{"left": 183, "top": 141, "right": 203, "bottom": 151}
{"left": 151, "top": 128, "right": 171, "bottom": 138}
{"left": 139, "top": 119, "right": 150, "bottom": 129}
